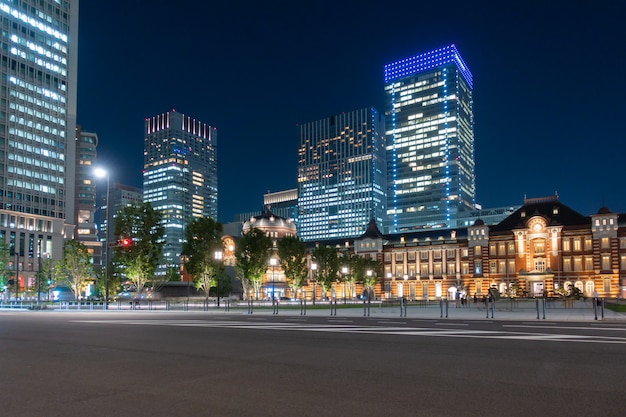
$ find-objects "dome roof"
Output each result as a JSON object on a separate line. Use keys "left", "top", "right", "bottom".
{"left": 243, "top": 209, "right": 296, "bottom": 233}
{"left": 597, "top": 206, "right": 611, "bottom": 214}
{"left": 473, "top": 219, "right": 485, "bottom": 226}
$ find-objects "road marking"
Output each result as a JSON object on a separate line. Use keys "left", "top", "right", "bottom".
{"left": 75, "top": 319, "right": 626, "bottom": 344}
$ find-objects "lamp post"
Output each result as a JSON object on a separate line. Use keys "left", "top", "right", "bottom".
{"left": 37, "top": 240, "right": 42, "bottom": 305}
{"left": 341, "top": 266, "right": 348, "bottom": 304}
{"left": 269, "top": 257, "right": 277, "bottom": 314}
{"left": 403, "top": 274, "right": 408, "bottom": 299}
{"left": 366, "top": 269, "right": 372, "bottom": 301}
{"left": 214, "top": 250, "right": 223, "bottom": 308}
{"left": 94, "top": 167, "right": 110, "bottom": 309}
{"left": 311, "top": 262, "right": 317, "bottom": 305}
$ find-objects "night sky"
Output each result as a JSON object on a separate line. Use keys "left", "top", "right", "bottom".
{"left": 77, "top": 1, "right": 626, "bottom": 224}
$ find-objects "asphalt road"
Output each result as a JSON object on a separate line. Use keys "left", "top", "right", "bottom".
{"left": 0, "top": 311, "right": 624, "bottom": 417}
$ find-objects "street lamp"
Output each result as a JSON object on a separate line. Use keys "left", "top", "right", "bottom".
{"left": 269, "top": 257, "right": 277, "bottom": 314}
{"left": 366, "top": 269, "right": 372, "bottom": 301}
{"left": 311, "top": 262, "right": 317, "bottom": 305}
{"left": 94, "top": 167, "right": 110, "bottom": 309}
{"left": 341, "top": 266, "right": 349, "bottom": 304}
{"left": 214, "top": 250, "right": 223, "bottom": 307}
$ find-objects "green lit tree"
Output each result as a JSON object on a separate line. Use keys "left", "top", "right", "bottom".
{"left": 348, "top": 253, "right": 381, "bottom": 299}
{"left": 57, "top": 240, "right": 94, "bottom": 301}
{"left": 181, "top": 217, "right": 224, "bottom": 302}
{"left": 234, "top": 228, "right": 272, "bottom": 300}
{"left": 113, "top": 202, "right": 164, "bottom": 297}
{"left": 277, "top": 235, "right": 307, "bottom": 299}
{"left": 311, "top": 245, "right": 340, "bottom": 300}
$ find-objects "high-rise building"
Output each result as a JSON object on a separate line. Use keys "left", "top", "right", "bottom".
{"left": 143, "top": 110, "right": 218, "bottom": 274}
{"left": 384, "top": 44, "right": 475, "bottom": 233}
{"left": 297, "top": 107, "right": 386, "bottom": 241}
{"left": 74, "top": 126, "right": 100, "bottom": 261}
{"left": 0, "top": 1, "right": 78, "bottom": 295}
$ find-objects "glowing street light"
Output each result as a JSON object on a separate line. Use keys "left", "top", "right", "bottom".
{"left": 214, "top": 250, "right": 223, "bottom": 307}
{"left": 269, "top": 257, "right": 278, "bottom": 314}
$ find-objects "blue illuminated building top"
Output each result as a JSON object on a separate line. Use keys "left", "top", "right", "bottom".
{"left": 384, "top": 44, "right": 473, "bottom": 88}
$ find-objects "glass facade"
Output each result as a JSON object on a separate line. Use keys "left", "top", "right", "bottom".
{"left": 0, "top": 1, "right": 77, "bottom": 294}
{"left": 297, "top": 107, "right": 386, "bottom": 241}
{"left": 143, "top": 111, "right": 218, "bottom": 274}
{"left": 384, "top": 44, "right": 475, "bottom": 233}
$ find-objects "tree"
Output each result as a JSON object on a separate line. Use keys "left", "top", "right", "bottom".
{"left": 0, "top": 242, "right": 10, "bottom": 299}
{"left": 57, "top": 240, "right": 94, "bottom": 301}
{"left": 349, "top": 254, "right": 381, "bottom": 299}
{"left": 311, "top": 245, "right": 340, "bottom": 300}
{"left": 113, "top": 202, "right": 164, "bottom": 297}
{"left": 34, "top": 257, "right": 56, "bottom": 300}
{"left": 234, "top": 228, "right": 272, "bottom": 300}
{"left": 277, "top": 235, "right": 307, "bottom": 299}
{"left": 181, "top": 217, "right": 224, "bottom": 302}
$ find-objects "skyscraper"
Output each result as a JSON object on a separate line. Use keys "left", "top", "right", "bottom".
{"left": 384, "top": 44, "right": 475, "bottom": 233}
{"left": 297, "top": 107, "right": 386, "bottom": 241}
{"left": 143, "top": 110, "right": 218, "bottom": 274}
{"left": 0, "top": 1, "right": 78, "bottom": 294}
{"left": 74, "top": 126, "right": 100, "bottom": 261}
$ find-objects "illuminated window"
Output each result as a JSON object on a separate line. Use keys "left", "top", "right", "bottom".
{"left": 601, "top": 255, "right": 610, "bottom": 271}
{"left": 585, "top": 257, "right": 593, "bottom": 271}
{"left": 508, "top": 243, "right": 515, "bottom": 255}
{"left": 601, "top": 238, "right": 609, "bottom": 249}
{"left": 563, "top": 258, "right": 571, "bottom": 272}
{"left": 489, "top": 261, "right": 496, "bottom": 274}
{"left": 534, "top": 259, "right": 546, "bottom": 272}
{"left": 585, "top": 238, "right": 592, "bottom": 251}
{"left": 573, "top": 239, "right": 581, "bottom": 251}
{"left": 574, "top": 257, "right": 582, "bottom": 272}
{"left": 508, "top": 259, "right": 515, "bottom": 274}
{"left": 563, "top": 239, "right": 570, "bottom": 252}
{"left": 534, "top": 241, "right": 545, "bottom": 254}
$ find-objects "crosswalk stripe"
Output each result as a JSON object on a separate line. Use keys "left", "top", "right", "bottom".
{"left": 74, "top": 319, "right": 626, "bottom": 344}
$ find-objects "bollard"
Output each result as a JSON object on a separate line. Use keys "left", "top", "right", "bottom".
{"left": 445, "top": 298, "right": 449, "bottom": 318}
{"left": 542, "top": 298, "right": 546, "bottom": 319}
{"left": 440, "top": 298, "right": 444, "bottom": 318}
{"left": 601, "top": 298, "right": 605, "bottom": 320}
{"left": 536, "top": 298, "right": 540, "bottom": 319}
{"left": 593, "top": 297, "right": 598, "bottom": 321}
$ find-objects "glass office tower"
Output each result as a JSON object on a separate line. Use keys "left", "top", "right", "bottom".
{"left": 0, "top": 1, "right": 78, "bottom": 295}
{"left": 143, "top": 110, "right": 218, "bottom": 274}
{"left": 297, "top": 107, "right": 386, "bottom": 241}
{"left": 384, "top": 44, "right": 475, "bottom": 233}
